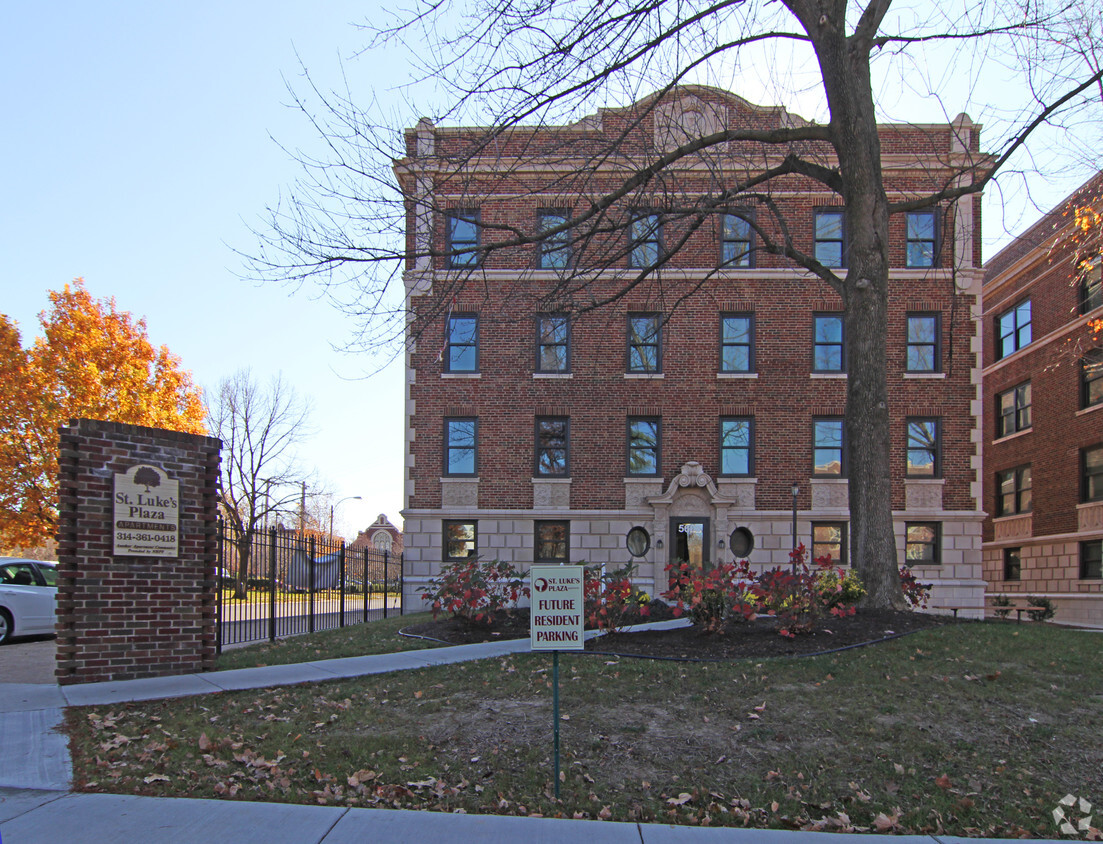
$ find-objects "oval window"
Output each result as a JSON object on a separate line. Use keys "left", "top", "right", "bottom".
{"left": 729, "top": 526, "right": 755, "bottom": 558}
{"left": 625, "top": 526, "right": 651, "bottom": 557}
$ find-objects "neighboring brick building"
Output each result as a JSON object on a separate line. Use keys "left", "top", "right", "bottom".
{"left": 350, "top": 513, "right": 404, "bottom": 557}
{"left": 982, "top": 174, "right": 1103, "bottom": 628}
{"left": 396, "top": 86, "right": 986, "bottom": 611}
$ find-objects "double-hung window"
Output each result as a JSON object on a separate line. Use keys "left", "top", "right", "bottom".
{"left": 445, "top": 314, "right": 478, "bottom": 372}
{"left": 627, "top": 313, "right": 661, "bottom": 373}
{"left": 535, "top": 417, "right": 569, "bottom": 476}
{"left": 1081, "top": 540, "right": 1102, "bottom": 579}
{"left": 1083, "top": 444, "right": 1103, "bottom": 503}
{"left": 906, "top": 210, "right": 938, "bottom": 268}
{"left": 446, "top": 209, "right": 481, "bottom": 268}
{"left": 721, "top": 212, "right": 753, "bottom": 267}
{"left": 1004, "top": 547, "right": 1022, "bottom": 581}
{"left": 995, "top": 300, "right": 1032, "bottom": 360}
{"left": 536, "top": 314, "right": 569, "bottom": 373}
{"left": 996, "top": 465, "right": 1032, "bottom": 516}
{"left": 906, "top": 313, "right": 940, "bottom": 372}
{"left": 814, "top": 210, "right": 846, "bottom": 268}
{"left": 996, "top": 382, "right": 1032, "bottom": 438}
{"left": 627, "top": 417, "right": 660, "bottom": 476}
{"left": 538, "top": 210, "right": 570, "bottom": 269}
{"left": 444, "top": 418, "right": 477, "bottom": 476}
{"left": 813, "top": 314, "right": 845, "bottom": 372}
{"left": 1083, "top": 349, "right": 1103, "bottom": 409}
{"left": 906, "top": 418, "right": 941, "bottom": 477}
{"left": 720, "top": 417, "right": 754, "bottom": 476}
{"left": 443, "top": 521, "right": 477, "bottom": 561}
{"left": 720, "top": 314, "right": 754, "bottom": 372}
{"left": 905, "top": 522, "right": 941, "bottom": 565}
{"left": 812, "top": 522, "right": 847, "bottom": 566}
{"left": 629, "top": 213, "right": 661, "bottom": 268}
{"left": 1081, "top": 256, "right": 1103, "bottom": 314}
{"left": 812, "top": 418, "right": 845, "bottom": 476}
{"left": 535, "top": 521, "right": 569, "bottom": 563}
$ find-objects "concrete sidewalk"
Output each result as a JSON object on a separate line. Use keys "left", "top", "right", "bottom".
{"left": 0, "top": 628, "right": 1069, "bottom": 844}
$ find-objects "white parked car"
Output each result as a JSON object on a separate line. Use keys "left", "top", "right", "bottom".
{"left": 0, "top": 557, "right": 58, "bottom": 644}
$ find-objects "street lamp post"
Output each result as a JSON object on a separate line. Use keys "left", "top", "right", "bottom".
{"left": 329, "top": 495, "right": 363, "bottom": 541}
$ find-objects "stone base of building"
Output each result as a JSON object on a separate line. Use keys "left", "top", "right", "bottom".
{"left": 983, "top": 538, "right": 1103, "bottom": 629}
{"left": 402, "top": 506, "right": 985, "bottom": 617}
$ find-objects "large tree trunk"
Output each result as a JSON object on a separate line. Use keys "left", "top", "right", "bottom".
{"left": 799, "top": 0, "right": 907, "bottom": 608}
{"left": 234, "top": 535, "right": 252, "bottom": 601}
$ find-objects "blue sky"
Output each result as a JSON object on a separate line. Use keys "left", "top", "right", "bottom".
{"left": 2, "top": 3, "right": 409, "bottom": 537}
{"left": 2, "top": 3, "right": 1098, "bottom": 538}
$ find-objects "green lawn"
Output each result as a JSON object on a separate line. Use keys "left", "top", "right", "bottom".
{"left": 214, "top": 613, "right": 439, "bottom": 671}
{"left": 66, "top": 622, "right": 1102, "bottom": 837}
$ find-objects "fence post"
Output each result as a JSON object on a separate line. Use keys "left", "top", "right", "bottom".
{"left": 268, "top": 527, "right": 278, "bottom": 643}
{"left": 366, "top": 549, "right": 375, "bottom": 622}
{"left": 216, "top": 518, "right": 223, "bottom": 656}
{"left": 339, "top": 541, "right": 346, "bottom": 628}
{"left": 308, "top": 534, "right": 316, "bottom": 635}
{"left": 399, "top": 552, "right": 405, "bottom": 616}
{"left": 383, "top": 550, "right": 389, "bottom": 620}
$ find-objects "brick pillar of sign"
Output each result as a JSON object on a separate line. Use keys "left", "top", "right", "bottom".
{"left": 55, "top": 419, "right": 221, "bottom": 685}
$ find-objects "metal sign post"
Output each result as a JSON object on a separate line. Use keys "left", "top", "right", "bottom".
{"left": 530, "top": 565, "right": 584, "bottom": 800}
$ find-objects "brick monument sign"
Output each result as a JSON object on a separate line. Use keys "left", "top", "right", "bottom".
{"left": 55, "top": 419, "right": 221, "bottom": 685}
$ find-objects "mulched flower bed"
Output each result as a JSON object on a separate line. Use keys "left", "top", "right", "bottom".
{"left": 401, "top": 604, "right": 949, "bottom": 661}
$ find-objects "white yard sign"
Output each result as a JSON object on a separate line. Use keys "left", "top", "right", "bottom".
{"left": 113, "top": 464, "right": 180, "bottom": 558}
{"left": 529, "top": 565, "right": 584, "bottom": 650}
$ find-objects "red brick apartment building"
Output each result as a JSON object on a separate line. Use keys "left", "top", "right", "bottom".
{"left": 983, "top": 175, "right": 1103, "bottom": 627}
{"left": 395, "top": 87, "right": 986, "bottom": 612}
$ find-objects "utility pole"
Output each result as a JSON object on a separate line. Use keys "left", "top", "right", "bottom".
{"left": 300, "top": 481, "right": 306, "bottom": 532}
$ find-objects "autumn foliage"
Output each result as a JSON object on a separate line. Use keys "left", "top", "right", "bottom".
{"left": 0, "top": 280, "right": 206, "bottom": 548}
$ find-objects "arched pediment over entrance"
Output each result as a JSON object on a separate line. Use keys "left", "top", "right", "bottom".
{"left": 647, "top": 461, "right": 736, "bottom": 510}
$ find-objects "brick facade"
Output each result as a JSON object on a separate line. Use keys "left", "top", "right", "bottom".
{"left": 982, "top": 174, "right": 1103, "bottom": 628}
{"left": 55, "top": 419, "right": 221, "bottom": 684}
{"left": 397, "top": 87, "right": 985, "bottom": 614}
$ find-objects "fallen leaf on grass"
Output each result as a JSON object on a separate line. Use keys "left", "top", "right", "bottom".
{"left": 935, "top": 774, "right": 952, "bottom": 790}
{"left": 347, "top": 769, "right": 377, "bottom": 786}
{"left": 667, "top": 793, "right": 693, "bottom": 806}
{"left": 873, "top": 812, "right": 899, "bottom": 832}
{"left": 143, "top": 774, "right": 170, "bottom": 784}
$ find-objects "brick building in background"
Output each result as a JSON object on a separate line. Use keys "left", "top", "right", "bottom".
{"left": 395, "top": 86, "right": 986, "bottom": 611}
{"left": 982, "top": 175, "right": 1103, "bottom": 627}
{"left": 349, "top": 513, "right": 404, "bottom": 557}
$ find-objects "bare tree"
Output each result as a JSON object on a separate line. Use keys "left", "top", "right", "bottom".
{"left": 206, "top": 369, "right": 316, "bottom": 600}
{"left": 248, "top": 1, "right": 1103, "bottom": 607}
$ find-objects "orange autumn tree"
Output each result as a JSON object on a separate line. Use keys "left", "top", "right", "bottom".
{"left": 0, "top": 280, "right": 206, "bottom": 549}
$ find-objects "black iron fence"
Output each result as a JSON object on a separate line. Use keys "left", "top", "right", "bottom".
{"left": 216, "top": 523, "right": 403, "bottom": 651}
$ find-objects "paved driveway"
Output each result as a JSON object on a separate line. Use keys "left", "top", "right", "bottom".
{"left": 0, "top": 637, "right": 56, "bottom": 684}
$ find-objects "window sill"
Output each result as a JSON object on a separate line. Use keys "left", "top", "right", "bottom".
{"left": 624, "top": 373, "right": 664, "bottom": 379}
{"left": 717, "top": 372, "right": 758, "bottom": 380}
{"left": 534, "top": 373, "right": 572, "bottom": 379}
{"left": 906, "top": 478, "right": 945, "bottom": 485}
{"left": 440, "top": 476, "right": 480, "bottom": 482}
{"left": 903, "top": 372, "right": 946, "bottom": 380}
{"left": 1075, "top": 403, "right": 1103, "bottom": 417}
{"left": 531, "top": 477, "right": 572, "bottom": 483}
{"left": 623, "top": 476, "right": 662, "bottom": 482}
{"left": 441, "top": 372, "right": 481, "bottom": 379}
{"left": 810, "top": 372, "right": 847, "bottom": 379}
{"left": 993, "top": 428, "right": 1032, "bottom": 445}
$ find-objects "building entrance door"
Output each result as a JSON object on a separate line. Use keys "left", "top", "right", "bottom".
{"left": 670, "top": 518, "right": 710, "bottom": 573}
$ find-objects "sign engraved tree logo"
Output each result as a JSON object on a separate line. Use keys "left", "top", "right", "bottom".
{"left": 134, "top": 466, "right": 161, "bottom": 492}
